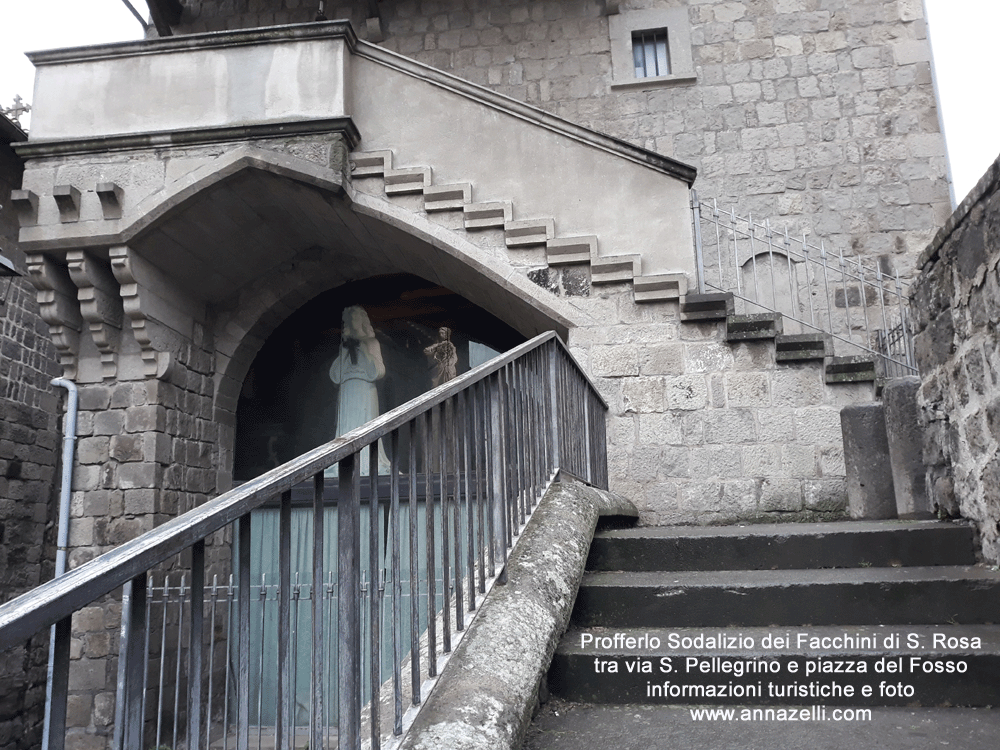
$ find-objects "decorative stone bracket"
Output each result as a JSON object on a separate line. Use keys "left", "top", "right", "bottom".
{"left": 24, "top": 245, "right": 204, "bottom": 382}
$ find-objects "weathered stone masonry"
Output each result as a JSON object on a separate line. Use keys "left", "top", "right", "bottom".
{"left": 176, "top": 0, "right": 951, "bottom": 279}
{"left": 911, "top": 153, "right": 1000, "bottom": 564}
{"left": 0, "top": 117, "right": 61, "bottom": 750}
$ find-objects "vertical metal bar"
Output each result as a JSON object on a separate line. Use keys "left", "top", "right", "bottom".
{"left": 802, "top": 233, "right": 815, "bottom": 327}
{"left": 206, "top": 575, "right": 218, "bottom": 750}
{"left": 115, "top": 574, "right": 148, "bottom": 750}
{"left": 488, "top": 372, "right": 506, "bottom": 580}
{"left": 712, "top": 199, "right": 723, "bottom": 291}
{"left": 256, "top": 573, "right": 267, "bottom": 750}
{"left": 748, "top": 213, "right": 760, "bottom": 309}
{"left": 860, "top": 256, "right": 874, "bottom": 348}
{"left": 460, "top": 389, "right": 475, "bottom": 614}
{"left": 224, "top": 573, "right": 234, "bottom": 750}
{"left": 43, "top": 616, "right": 70, "bottom": 750}
{"left": 765, "top": 219, "right": 778, "bottom": 316}
{"left": 691, "top": 189, "right": 706, "bottom": 294}
{"left": 291, "top": 574, "right": 301, "bottom": 744}
{"left": 407, "top": 420, "right": 421, "bottom": 705}
{"left": 783, "top": 225, "right": 796, "bottom": 321}
{"left": 819, "top": 240, "right": 833, "bottom": 334}
{"left": 838, "top": 248, "right": 854, "bottom": 343}
{"left": 368, "top": 441, "right": 381, "bottom": 750}
{"left": 473, "top": 381, "right": 486, "bottom": 592}
{"left": 276, "top": 490, "right": 292, "bottom": 750}
{"left": 730, "top": 207, "right": 742, "bottom": 297}
{"left": 173, "top": 575, "right": 185, "bottom": 750}
{"left": 311, "top": 472, "right": 325, "bottom": 750}
{"left": 440, "top": 401, "right": 452, "bottom": 654}
{"left": 188, "top": 541, "right": 205, "bottom": 750}
{"left": 238, "top": 516, "right": 251, "bottom": 750}
{"left": 156, "top": 576, "right": 168, "bottom": 750}
{"left": 424, "top": 410, "right": 438, "bottom": 676}
{"left": 547, "top": 343, "right": 560, "bottom": 472}
{"left": 339, "top": 454, "right": 361, "bottom": 750}
{"left": 389, "top": 429, "right": 403, "bottom": 734}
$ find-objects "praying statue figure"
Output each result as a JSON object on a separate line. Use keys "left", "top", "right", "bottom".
{"left": 424, "top": 326, "right": 458, "bottom": 387}
{"left": 329, "top": 305, "right": 390, "bottom": 475}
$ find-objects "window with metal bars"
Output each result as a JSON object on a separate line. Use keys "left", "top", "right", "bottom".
{"left": 632, "top": 28, "right": 671, "bottom": 78}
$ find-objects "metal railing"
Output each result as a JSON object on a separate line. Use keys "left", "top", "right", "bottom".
{"left": 0, "top": 331, "right": 608, "bottom": 750}
{"left": 692, "top": 191, "right": 918, "bottom": 375}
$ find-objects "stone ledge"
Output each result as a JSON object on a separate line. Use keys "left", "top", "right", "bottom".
{"left": 395, "top": 479, "right": 637, "bottom": 750}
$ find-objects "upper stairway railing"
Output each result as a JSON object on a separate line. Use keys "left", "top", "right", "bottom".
{"left": 0, "top": 331, "right": 607, "bottom": 750}
{"left": 692, "top": 191, "right": 918, "bottom": 377}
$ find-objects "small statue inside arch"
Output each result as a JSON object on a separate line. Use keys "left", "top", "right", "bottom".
{"left": 330, "top": 305, "right": 390, "bottom": 475}
{"left": 424, "top": 326, "right": 458, "bottom": 387}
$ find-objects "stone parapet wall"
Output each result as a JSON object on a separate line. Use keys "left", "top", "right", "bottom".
{"left": 911, "top": 153, "right": 1000, "bottom": 563}
{"left": 0, "top": 128, "right": 61, "bottom": 750}
{"left": 174, "top": 0, "right": 951, "bottom": 280}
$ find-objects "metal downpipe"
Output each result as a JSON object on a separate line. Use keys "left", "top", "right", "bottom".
{"left": 42, "top": 377, "right": 78, "bottom": 750}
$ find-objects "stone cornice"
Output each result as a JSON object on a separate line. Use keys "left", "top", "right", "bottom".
{"left": 13, "top": 117, "right": 361, "bottom": 159}
{"left": 26, "top": 20, "right": 358, "bottom": 65}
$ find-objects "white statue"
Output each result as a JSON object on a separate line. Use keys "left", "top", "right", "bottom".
{"left": 329, "top": 305, "right": 390, "bottom": 475}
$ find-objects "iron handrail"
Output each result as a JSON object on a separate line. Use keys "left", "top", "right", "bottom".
{"left": 0, "top": 330, "right": 603, "bottom": 649}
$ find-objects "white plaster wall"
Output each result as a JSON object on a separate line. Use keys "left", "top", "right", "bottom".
{"left": 29, "top": 38, "right": 350, "bottom": 140}
{"left": 351, "top": 52, "right": 695, "bottom": 277}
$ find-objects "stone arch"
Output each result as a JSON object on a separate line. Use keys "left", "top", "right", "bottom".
{"left": 141, "top": 149, "right": 587, "bottom": 487}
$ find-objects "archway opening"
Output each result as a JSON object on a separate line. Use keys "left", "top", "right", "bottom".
{"left": 234, "top": 272, "right": 525, "bottom": 480}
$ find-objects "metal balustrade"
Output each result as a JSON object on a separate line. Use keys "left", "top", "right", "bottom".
{"left": 692, "top": 191, "right": 918, "bottom": 375}
{"left": 0, "top": 332, "right": 608, "bottom": 750}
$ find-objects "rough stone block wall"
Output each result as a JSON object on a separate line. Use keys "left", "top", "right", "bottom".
{"left": 0, "top": 132, "right": 61, "bottom": 749}
{"left": 563, "top": 285, "right": 867, "bottom": 524}
{"left": 911, "top": 154, "right": 1000, "bottom": 564}
{"left": 174, "top": 0, "right": 950, "bottom": 280}
{"left": 63, "top": 346, "right": 227, "bottom": 747}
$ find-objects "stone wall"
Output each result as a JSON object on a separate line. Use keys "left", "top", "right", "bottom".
{"left": 173, "top": 0, "right": 951, "bottom": 280}
{"left": 911, "top": 154, "right": 1000, "bottom": 563}
{"left": 0, "top": 120, "right": 61, "bottom": 750}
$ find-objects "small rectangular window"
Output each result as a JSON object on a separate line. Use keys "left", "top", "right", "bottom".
{"left": 632, "top": 28, "right": 670, "bottom": 78}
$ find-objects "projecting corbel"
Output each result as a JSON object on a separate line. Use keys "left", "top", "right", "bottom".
{"left": 605, "top": 1, "right": 620, "bottom": 15}
{"left": 10, "top": 189, "right": 38, "bottom": 227}
{"left": 67, "top": 250, "right": 123, "bottom": 380}
{"left": 366, "top": 0, "right": 385, "bottom": 43}
{"left": 25, "top": 254, "right": 82, "bottom": 379}
{"left": 145, "top": 0, "right": 183, "bottom": 37}
{"left": 96, "top": 182, "right": 124, "bottom": 220}
{"left": 53, "top": 185, "right": 81, "bottom": 223}
{"left": 110, "top": 244, "right": 205, "bottom": 380}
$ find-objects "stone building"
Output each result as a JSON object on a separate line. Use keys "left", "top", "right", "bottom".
{"left": 0, "top": 0, "right": 959, "bottom": 746}
{"left": 0, "top": 113, "right": 61, "bottom": 750}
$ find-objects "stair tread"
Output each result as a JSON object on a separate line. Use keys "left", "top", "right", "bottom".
{"left": 582, "top": 565, "right": 1000, "bottom": 588}
{"left": 595, "top": 520, "right": 967, "bottom": 541}
{"left": 558, "top": 624, "right": 1000, "bottom": 655}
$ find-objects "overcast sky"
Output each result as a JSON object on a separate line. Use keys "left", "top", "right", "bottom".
{"left": 1, "top": 0, "right": 998, "bottom": 206}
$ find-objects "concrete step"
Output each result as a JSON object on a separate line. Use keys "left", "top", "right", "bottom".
{"left": 549, "top": 625, "right": 1000, "bottom": 706}
{"left": 825, "top": 354, "right": 877, "bottom": 384}
{"left": 572, "top": 565, "right": 1000, "bottom": 629}
{"left": 679, "top": 292, "right": 734, "bottom": 322}
{"left": 726, "top": 312, "right": 783, "bottom": 341}
{"left": 524, "top": 700, "right": 1000, "bottom": 749}
{"left": 586, "top": 521, "right": 978, "bottom": 572}
{"left": 775, "top": 332, "right": 830, "bottom": 361}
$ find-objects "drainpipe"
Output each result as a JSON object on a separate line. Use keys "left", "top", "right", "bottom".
{"left": 42, "top": 378, "right": 78, "bottom": 750}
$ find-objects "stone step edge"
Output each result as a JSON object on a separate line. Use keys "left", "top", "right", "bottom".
{"left": 349, "top": 151, "right": 887, "bottom": 384}
{"left": 347, "top": 149, "right": 689, "bottom": 298}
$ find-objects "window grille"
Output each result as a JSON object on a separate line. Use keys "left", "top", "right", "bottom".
{"left": 632, "top": 28, "right": 670, "bottom": 78}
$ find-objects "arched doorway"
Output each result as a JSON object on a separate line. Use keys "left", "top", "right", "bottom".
{"left": 232, "top": 273, "right": 526, "bottom": 728}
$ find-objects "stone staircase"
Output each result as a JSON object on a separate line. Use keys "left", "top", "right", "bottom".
{"left": 546, "top": 520, "right": 1000, "bottom": 713}
{"left": 350, "top": 149, "right": 880, "bottom": 387}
